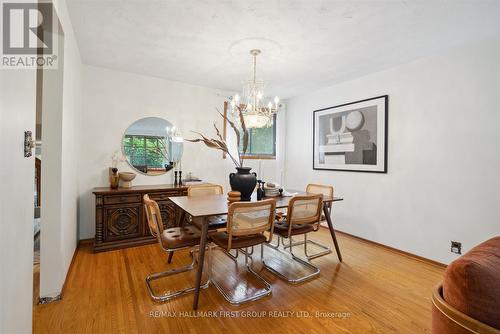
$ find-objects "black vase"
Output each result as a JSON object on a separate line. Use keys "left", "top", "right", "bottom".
{"left": 229, "top": 167, "right": 257, "bottom": 201}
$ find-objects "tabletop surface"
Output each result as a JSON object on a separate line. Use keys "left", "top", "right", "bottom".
{"left": 169, "top": 191, "right": 344, "bottom": 217}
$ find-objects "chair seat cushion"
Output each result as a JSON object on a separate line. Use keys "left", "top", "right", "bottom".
{"left": 273, "top": 219, "right": 315, "bottom": 237}
{"left": 160, "top": 225, "right": 201, "bottom": 249}
{"left": 443, "top": 236, "right": 500, "bottom": 329}
{"left": 191, "top": 215, "right": 227, "bottom": 231}
{"left": 210, "top": 232, "right": 266, "bottom": 250}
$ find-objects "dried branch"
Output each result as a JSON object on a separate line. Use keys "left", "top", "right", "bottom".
{"left": 213, "top": 122, "right": 224, "bottom": 141}
{"left": 187, "top": 107, "right": 250, "bottom": 169}
{"left": 218, "top": 110, "right": 240, "bottom": 151}
{"left": 236, "top": 106, "right": 249, "bottom": 166}
{"left": 186, "top": 134, "right": 240, "bottom": 167}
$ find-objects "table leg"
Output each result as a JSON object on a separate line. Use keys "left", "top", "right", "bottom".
{"left": 193, "top": 216, "right": 208, "bottom": 310}
{"left": 323, "top": 204, "right": 342, "bottom": 262}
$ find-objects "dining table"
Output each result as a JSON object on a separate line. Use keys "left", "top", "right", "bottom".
{"left": 169, "top": 191, "right": 344, "bottom": 310}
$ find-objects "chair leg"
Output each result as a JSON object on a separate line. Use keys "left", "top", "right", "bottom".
{"left": 283, "top": 233, "right": 332, "bottom": 260}
{"left": 210, "top": 245, "right": 272, "bottom": 306}
{"left": 167, "top": 251, "right": 174, "bottom": 264}
{"left": 239, "top": 246, "right": 254, "bottom": 256}
{"left": 146, "top": 247, "right": 210, "bottom": 302}
{"left": 263, "top": 236, "right": 320, "bottom": 284}
{"left": 267, "top": 235, "right": 282, "bottom": 249}
{"left": 221, "top": 248, "right": 239, "bottom": 263}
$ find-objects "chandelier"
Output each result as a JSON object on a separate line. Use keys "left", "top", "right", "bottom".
{"left": 229, "top": 49, "right": 280, "bottom": 128}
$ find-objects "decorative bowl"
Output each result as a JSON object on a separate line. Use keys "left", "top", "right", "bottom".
{"left": 119, "top": 172, "right": 136, "bottom": 188}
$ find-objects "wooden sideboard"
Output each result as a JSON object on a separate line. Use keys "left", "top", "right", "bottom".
{"left": 92, "top": 184, "right": 189, "bottom": 252}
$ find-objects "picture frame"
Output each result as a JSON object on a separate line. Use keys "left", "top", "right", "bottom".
{"left": 313, "top": 95, "right": 388, "bottom": 173}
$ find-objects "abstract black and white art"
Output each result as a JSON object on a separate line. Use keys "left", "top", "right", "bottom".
{"left": 313, "top": 95, "right": 388, "bottom": 173}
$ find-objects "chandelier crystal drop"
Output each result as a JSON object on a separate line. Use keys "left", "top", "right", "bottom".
{"left": 229, "top": 49, "right": 280, "bottom": 128}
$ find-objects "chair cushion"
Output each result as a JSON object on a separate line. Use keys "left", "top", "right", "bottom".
{"left": 160, "top": 225, "right": 201, "bottom": 249}
{"left": 443, "top": 236, "right": 500, "bottom": 329}
{"left": 191, "top": 215, "right": 227, "bottom": 231}
{"left": 210, "top": 232, "right": 266, "bottom": 250}
{"left": 272, "top": 219, "right": 315, "bottom": 237}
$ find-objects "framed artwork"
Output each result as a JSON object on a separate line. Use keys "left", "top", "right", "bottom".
{"left": 313, "top": 95, "right": 388, "bottom": 173}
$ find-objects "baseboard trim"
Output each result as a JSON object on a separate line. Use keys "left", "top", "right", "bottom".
{"left": 37, "top": 240, "right": 80, "bottom": 304}
{"left": 325, "top": 227, "right": 447, "bottom": 268}
{"left": 59, "top": 240, "right": 81, "bottom": 299}
{"left": 78, "top": 238, "right": 94, "bottom": 246}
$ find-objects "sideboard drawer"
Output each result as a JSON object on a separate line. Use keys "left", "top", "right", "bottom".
{"left": 103, "top": 194, "right": 142, "bottom": 205}
{"left": 148, "top": 191, "right": 182, "bottom": 201}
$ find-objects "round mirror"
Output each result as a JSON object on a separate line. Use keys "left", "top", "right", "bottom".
{"left": 122, "top": 117, "right": 183, "bottom": 176}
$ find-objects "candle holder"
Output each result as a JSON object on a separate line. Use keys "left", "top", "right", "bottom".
{"left": 256, "top": 180, "right": 263, "bottom": 200}
{"left": 109, "top": 167, "right": 119, "bottom": 189}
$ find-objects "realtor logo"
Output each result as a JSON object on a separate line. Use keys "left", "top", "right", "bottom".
{"left": 1, "top": 1, "right": 58, "bottom": 69}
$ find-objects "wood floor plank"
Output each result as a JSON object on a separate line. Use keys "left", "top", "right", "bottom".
{"left": 33, "top": 230, "right": 444, "bottom": 334}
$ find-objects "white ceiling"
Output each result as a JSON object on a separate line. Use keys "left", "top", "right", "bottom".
{"left": 67, "top": 0, "right": 500, "bottom": 98}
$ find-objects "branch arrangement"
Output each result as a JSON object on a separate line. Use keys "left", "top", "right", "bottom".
{"left": 186, "top": 106, "right": 249, "bottom": 168}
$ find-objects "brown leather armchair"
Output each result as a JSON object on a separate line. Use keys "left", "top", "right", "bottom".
{"left": 432, "top": 237, "right": 500, "bottom": 334}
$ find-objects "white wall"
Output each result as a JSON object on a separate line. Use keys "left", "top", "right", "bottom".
{"left": 39, "top": 0, "right": 83, "bottom": 298}
{"left": 78, "top": 66, "right": 231, "bottom": 238}
{"left": 78, "top": 65, "right": 286, "bottom": 239}
{"left": 285, "top": 36, "right": 500, "bottom": 264}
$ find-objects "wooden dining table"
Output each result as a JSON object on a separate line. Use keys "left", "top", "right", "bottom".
{"left": 169, "top": 191, "right": 344, "bottom": 310}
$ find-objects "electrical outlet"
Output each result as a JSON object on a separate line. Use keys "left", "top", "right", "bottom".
{"left": 451, "top": 241, "right": 462, "bottom": 254}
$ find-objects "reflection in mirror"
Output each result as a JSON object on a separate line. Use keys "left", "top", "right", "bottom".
{"left": 122, "top": 117, "right": 183, "bottom": 176}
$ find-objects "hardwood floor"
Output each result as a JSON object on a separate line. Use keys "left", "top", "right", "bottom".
{"left": 33, "top": 229, "right": 444, "bottom": 334}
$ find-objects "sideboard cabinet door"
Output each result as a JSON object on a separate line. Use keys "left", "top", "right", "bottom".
{"left": 103, "top": 204, "right": 142, "bottom": 241}
{"left": 93, "top": 186, "right": 188, "bottom": 252}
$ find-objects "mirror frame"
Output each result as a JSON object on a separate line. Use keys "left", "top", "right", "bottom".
{"left": 121, "top": 117, "right": 181, "bottom": 176}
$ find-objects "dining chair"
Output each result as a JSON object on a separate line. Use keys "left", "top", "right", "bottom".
{"left": 263, "top": 194, "right": 323, "bottom": 284}
{"left": 187, "top": 184, "right": 227, "bottom": 231}
{"left": 143, "top": 194, "right": 210, "bottom": 302}
{"left": 209, "top": 199, "right": 276, "bottom": 305}
{"left": 166, "top": 184, "right": 227, "bottom": 265}
{"left": 187, "top": 183, "right": 224, "bottom": 197}
{"left": 281, "top": 184, "right": 333, "bottom": 260}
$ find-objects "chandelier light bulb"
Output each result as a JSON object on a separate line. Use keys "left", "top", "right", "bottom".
{"left": 267, "top": 102, "right": 272, "bottom": 109}
{"left": 234, "top": 94, "right": 240, "bottom": 102}
{"left": 257, "top": 92, "right": 263, "bottom": 99}
{"left": 274, "top": 96, "right": 280, "bottom": 104}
